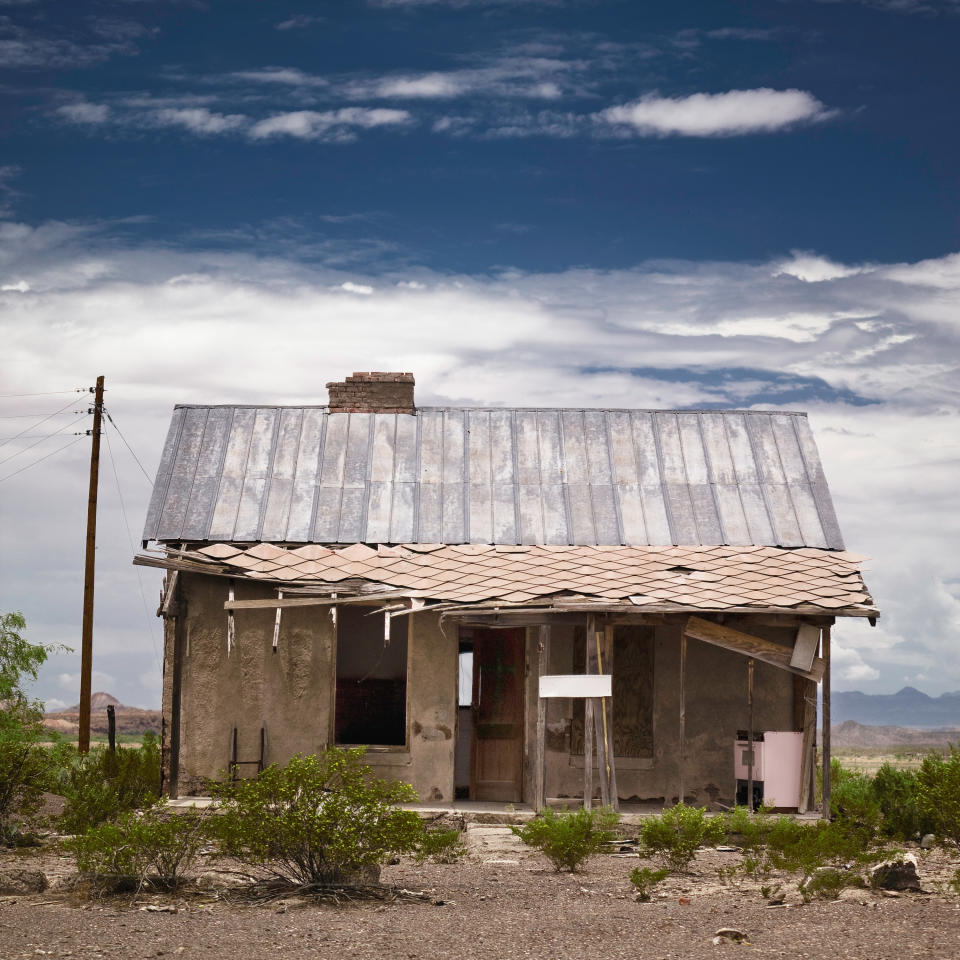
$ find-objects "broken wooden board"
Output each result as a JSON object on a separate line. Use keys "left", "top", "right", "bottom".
{"left": 684, "top": 616, "right": 825, "bottom": 682}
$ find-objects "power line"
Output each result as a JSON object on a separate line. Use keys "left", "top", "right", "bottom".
{"left": 0, "top": 412, "right": 81, "bottom": 418}
{"left": 103, "top": 408, "right": 154, "bottom": 486}
{"left": 0, "top": 413, "right": 89, "bottom": 468}
{"left": 0, "top": 396, "right": 81, "bottom": 450}
{"left": 0, "top": 434, "right": 85, "bottom": 482}
{"left": 0, "top": 389, "right": 86, "bottom": 398}
{"left": 104, "top": 423, "right": 163, "bottom": 673}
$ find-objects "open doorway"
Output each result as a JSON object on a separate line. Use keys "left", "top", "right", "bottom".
{"left": 454, "top": 627, "right": 526, "bottom": 802}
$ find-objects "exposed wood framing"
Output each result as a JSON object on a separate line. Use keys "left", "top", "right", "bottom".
{"left": 679, "top": 632, "right": 687, "bottom": 805}
{"left": 168, "top": 579, "right": 186, "bottom": 799}
{"left": 684, "top": 616, "right": 825, "bottom": 682}
{"left": 533, "top": 624, "right": 550, "bottom": 812}
{"left": 822, "top": 625, "right": 832, "bottom": 820}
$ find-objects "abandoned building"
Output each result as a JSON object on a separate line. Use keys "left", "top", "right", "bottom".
{"left": 136, "top": 371, "right": 876, "bottom": 812}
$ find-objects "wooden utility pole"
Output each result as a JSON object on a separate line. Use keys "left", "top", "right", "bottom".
{"left": 78, "top": 375, "right": 104, "bottom": 754}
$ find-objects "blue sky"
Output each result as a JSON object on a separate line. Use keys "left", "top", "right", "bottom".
{"left": 1, "top": 0, "right": 958, "bottom": 708}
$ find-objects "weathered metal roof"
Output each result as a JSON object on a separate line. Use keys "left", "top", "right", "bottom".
{"left": 142, "top": 407, "right": 845, "bottom": 549}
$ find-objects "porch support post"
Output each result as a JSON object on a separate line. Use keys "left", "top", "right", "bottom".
{"left": 168, "top": 576, "right": 185, "bottom": 799}
{"left": 821, "top": 625, "right": 832, "bottom": 819}
{"left": 583, "top": 698, "right": 594, "bottom": 810}
{"left": 679, "top": 631, "right": 686, "bottom": 805}
{"left": 534, "top": 623, "right": 550, "bottom": 812}
{"left": 796, "top": 674, "right": 817, "bottom": 814}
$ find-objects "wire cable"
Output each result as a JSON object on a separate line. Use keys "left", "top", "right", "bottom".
{"left": 0, "top": 434, "right": 85, "bottom": 482}
{"left": 0, "top": 390, "right": 85, "bottom": 398}
{"left": 103, "top": 408, "right": 154, "bottom": 486}
{"left": 104, "top": 422, "right": 163, "bottom": 672}
{"left": 0, "top": 413, "right": 88, "bottom": 468}
{"left": 0, "top": 397, "right": 80, "bottom": 450}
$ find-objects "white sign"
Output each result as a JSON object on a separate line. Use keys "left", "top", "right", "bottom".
{"left": 539, "top": 674, "right": 612, "bottom": 698}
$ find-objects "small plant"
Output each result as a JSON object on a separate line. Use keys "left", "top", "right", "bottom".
{"left": 414, "top": 826, "right": 467, "bottom": 864}
{"left": 58, "top": 734, "right": 162, "bottom": 835}
{"left": 629, "top": 866, "right": 668, "bottom": 901}
{"left": 67, "top": 805, "right": 210, "bottom": 891}
{"left": 511, "top": 806, "right": 620, "bottom": 872}
{"left": 210, "top": 748, "right": 424, "bottom": 887}
{"left": 799, "top": 867, "right": 860, "bottom": 903}
{"left": 872, "top": 762, "right": 931, "bottom": 840}
{"left": 830, "top": 760, "right": 881, "bottom": 832}
{"left": 639, "top": 803, "right": 725, "bottom": 872}
{"left": 948, "top": 867, "right": 960, "bottom": 897}
{"left": 916, "top": 747, "right": 960, "bottom": 846}
{"left": 723, "top": 804, "right": 775, "bottom": 854}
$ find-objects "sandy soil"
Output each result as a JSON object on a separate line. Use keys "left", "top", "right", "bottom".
{"left": 3, "top": 830, "right": 960, "bottom": 960}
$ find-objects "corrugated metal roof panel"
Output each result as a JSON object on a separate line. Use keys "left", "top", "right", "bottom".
{"left": 141, "top": 407, "right": 847, "bottom": 549}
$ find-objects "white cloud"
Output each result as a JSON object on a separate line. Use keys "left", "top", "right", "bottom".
{"left": 3, "top": 225, "right": 959, "bottom": 699}
{"left": 56, "top": 101, "right": 110, "bottom": 125}
{"left": 230, "top": 67, "right": 329, "bottom": 88}
{"left": 275, "top": 15, "right": 325, "bottom": 30}
{"left": 775, "top": 252, "right": 865, "bottom": 283}
{"left": 248, "top": 108, "right": 412, "bottom": 141}
{"left": 150, "top": 108, "right": 246, "bottom": 135}
{"left": 337, "top": 281, "right": 374, "bottom": 295}
{"left": 598, "top": 89, "right": 833, "bottom": 137}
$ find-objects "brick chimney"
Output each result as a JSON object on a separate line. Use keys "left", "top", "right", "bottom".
{"left": 326, "top": 371, "right": 416, "bottom": 414}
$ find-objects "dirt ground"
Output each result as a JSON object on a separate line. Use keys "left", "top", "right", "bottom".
{"left": 3, "top": 828, "right": 960, "bottom": 960}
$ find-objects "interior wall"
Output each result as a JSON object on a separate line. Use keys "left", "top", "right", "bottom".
{"left": 543, "top": 618, "right": 797, "bottom": 807}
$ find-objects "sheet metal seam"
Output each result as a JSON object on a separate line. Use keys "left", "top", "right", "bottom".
{"left": 602, "top": 411, "right": 626, "bottom": 545}
{"left": 510, "top": 409, "right": 521, "bottom": 544}
{"left": 148, "top": 407, "right": 185, "bottom": 541}
{"left": 306, "top": 411, "right": 328, "bottom": 544}
{"left": 254, "top": 407, "right": 284, "bottom": 542}
{"left": 743, "top": 412, "right": 782, "bottom": 547}
{"left": 650, "top": 412, "right": 677, "bottom": 546}
{"left": 697, "top": 411, "right": 729, "bottom": 546}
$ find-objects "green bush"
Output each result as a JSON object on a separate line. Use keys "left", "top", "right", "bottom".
{"left": 67, "top": 804, "right": 210, "bottom": 891}
{"left": 58, "top": 734, "right": 162, "bottom": 835}
{"left": 210, "top": 748, "right": 424, "bottom": 887}
{"left": 629, "top": 865, "right": 669, "bottom": 901}
{"left": 639, "top": 803, "right": 725, "bottom": 872}
{"left": 0, "top": 611, "right": 63, "bottom": 841}
{"left": 723, "top": 804, "right": 775, "bottom": 854}
{"left": 830, "top": 760, "right": 882, "bottom": 832}
{"left": 916, "top": 747, "right": 960, "bottom": 846}
{"left": 871, "top": 762, "right": 931, "bottom": 840}
{"left": 414, "top": 826, "right": 467, "bottom": 864}
{"left": 512, "top": 806, "right": 620, "bottom": 872}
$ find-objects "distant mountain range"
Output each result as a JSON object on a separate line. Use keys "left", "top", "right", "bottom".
{"left": 832, "top": 687, "right": 960, "bottom": 728}
{"left": 43, "top": 691, "right": 161, "bottom": 738}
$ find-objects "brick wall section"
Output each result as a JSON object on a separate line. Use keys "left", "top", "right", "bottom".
{"left": 326, "top": 371, "right": 416, "bottom": 414}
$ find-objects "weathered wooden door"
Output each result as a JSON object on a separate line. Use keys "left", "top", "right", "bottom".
{"left": 471, "top": 628, "right": 525, "bottom": 802}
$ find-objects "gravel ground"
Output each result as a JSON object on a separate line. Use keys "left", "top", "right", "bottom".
{"left": 3, "top": 831, "right": 960, "bottom": 960}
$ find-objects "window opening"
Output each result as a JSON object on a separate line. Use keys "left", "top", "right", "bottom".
{"left": 571, "top": 625, "right": 654, "bottom": 758}
{"left": 334, "top": 606, "right": 408, "bottom": 746}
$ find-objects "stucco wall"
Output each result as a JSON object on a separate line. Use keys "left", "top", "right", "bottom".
{"left": 167, "top": 576, "right": 798, "bottom": 806}
{"left": 170, "top": 574, "right": 457, "bottom": 801}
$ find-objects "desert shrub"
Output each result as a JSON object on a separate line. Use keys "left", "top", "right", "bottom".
{"left": 0, "top": 612, "right": 63, "bottom": 841}
{"left": 639, "top": 803, "right": 725, "bottom": 872}
{"left": 871, "top": 762, "right": 931, "bottom": 840}
{"left": 799, "top": 866, "right": 862, "bottom": 902}
{"left": 511, "top": 806, "right": 620, "bottom": 872}
{"left": 916, "top": 747, "right": 960, "bottom": 846}
{"left": 67, "top": 804, "right": 210, "bottom": 891}
{"left": 210, "top": 748, "right": 424, "bottom": 887}
{"left": 414, "top": 826, "right": 467, "bottom": 864}
{"left": 629, "top": 866, "right": 669, "bottom": 901}
{"left": 723, "top": 804, "right": 775, "bottom": 854}
{"left": 830, "top": 760, "right": 881, "bottom": 832}
{"left": 763, "top": 816, "right": 890, "bottom": 896}
{"left": 58, "top": 734, "right": 162, "bottom": 834}
{"left": 948, "top": 868, "right": 960, "bottom": 897}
